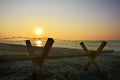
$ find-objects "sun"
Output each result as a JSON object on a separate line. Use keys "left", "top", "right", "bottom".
{"left": 35, "top": 28, "right": 43, "bottom": 35}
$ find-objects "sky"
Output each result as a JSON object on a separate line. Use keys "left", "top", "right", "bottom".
{"left": 0, "top": 0, "right": 120, "bottom": 40}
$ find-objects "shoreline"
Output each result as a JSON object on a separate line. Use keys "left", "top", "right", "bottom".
{"left": 0, "top": 43, "right": 115, "bottom": 54}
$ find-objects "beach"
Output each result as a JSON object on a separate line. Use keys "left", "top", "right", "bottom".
{"left": 0, "top": 43, "right": 120, "bottom": 80}
{"left": 1, "top": 0, "right": 120, "bottom": 80}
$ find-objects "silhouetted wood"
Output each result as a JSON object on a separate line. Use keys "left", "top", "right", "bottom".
{"left": 37, "top": 38, "right": 54, "bottom": 67}
{"left": 96, "top": 41, "right": 107, "bottom": 56}
{"left": 26, "top": 40, "right": 36, "bottom": 65}
{"left": 0, "top": 53, "right": 89, "bottom": 61}
{"left": 80, "top": 41, "right": 107, "bottom": 77}
{"left": 0, "top": 55, "right": 39, "bottom": 61}
{"left": 26, "top": 39, "right": 39, "bottom": 79}
{"left": 80, "top": 42, "right": 89, "bottom": 53}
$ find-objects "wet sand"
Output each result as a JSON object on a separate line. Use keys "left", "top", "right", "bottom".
{"left": 0, "top": 43, "right": 120, "bottom": 80}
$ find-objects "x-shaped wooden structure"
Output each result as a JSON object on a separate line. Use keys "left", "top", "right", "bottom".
{"left": 80, "top": 41, "right": 107, "bottom": 76}
{"left": 26, "top": 38, "right": 54, "bottom": 79}
{"left": 26, "top": 38, "right": 54, "bottom": 67}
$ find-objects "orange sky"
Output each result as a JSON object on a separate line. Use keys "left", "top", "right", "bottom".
{"left": 0, "top": 0, "right": 120, "bottom": 40}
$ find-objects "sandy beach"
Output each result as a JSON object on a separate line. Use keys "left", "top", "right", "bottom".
{"left": 0, "top": 43, "right": 120, "bottom": 80}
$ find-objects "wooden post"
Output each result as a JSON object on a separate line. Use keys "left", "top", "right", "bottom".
{"left": 26, "top": 40, "right": 34, "bottom": 55}
{"left": 80, "top": 42, "right": 89, "bottom": 53}
{"left": 96, "top": 41, "right": 107, "bottom": 56}
{"left": 83, "top": 41, "right": 107, "bottom": 71}
{"left": 87, "top": 51, "right": 104, "bottom": 76}
{"left": 80, "top": 41, "right": 107, "bottom": 77}
{"left": 38, "top": 38, "right": 54, "bottom": 67}
{"left": 0, "top": 53, "right": 89, "bottom": 62}
{"left": 26, "top": 40, "right": 38, "bottom": 80}
{"left": 26, "top": 40, "right": 36, "bottom": 63}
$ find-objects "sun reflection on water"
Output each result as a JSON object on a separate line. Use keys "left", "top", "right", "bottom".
{"left": 35, "top": 40, "right": 42, "bottom": 47}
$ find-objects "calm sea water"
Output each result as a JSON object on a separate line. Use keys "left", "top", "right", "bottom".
{"left": 0, "top": 38, "right": 120, "bottom": 52}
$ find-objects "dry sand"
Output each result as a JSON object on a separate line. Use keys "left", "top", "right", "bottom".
{"left": 0, "top": 43, "right": 120, "bottom": 80}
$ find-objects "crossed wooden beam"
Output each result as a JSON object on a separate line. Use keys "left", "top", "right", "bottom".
{"left": 26, "top": 38, "right": 54, "bottom": 79}
{"left": 26, "top": 38, "right": 54, "bottom": 67}
{"left": 80, "top": 41, "right": 107, "bottom": 77}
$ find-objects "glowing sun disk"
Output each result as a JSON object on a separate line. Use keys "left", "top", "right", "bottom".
{"left": 35, "top": 29, "right": 42, "bottom": 35}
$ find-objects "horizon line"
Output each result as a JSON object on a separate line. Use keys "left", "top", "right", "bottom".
{"left": 0, "top": 36, "right": 120, "bottom": 41}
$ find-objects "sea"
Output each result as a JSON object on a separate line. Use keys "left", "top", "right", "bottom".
{"left": 0, "top": 37, "right": 120, "bottom": 52}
